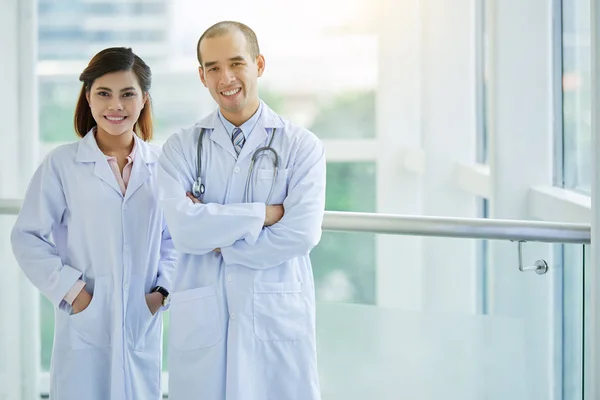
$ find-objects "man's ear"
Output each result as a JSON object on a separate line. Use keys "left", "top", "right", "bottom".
{"left": 256, "top": 54, "right": 266, "bottom": 77}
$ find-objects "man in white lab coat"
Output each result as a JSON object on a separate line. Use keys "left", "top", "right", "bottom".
{"left": 158, "top": 21, "right": 326, "bottom": 400}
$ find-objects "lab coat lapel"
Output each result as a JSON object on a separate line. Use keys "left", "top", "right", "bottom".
{"left": 237, "top": 103, "right": 284, "bottom": 161}
{"left": 236, "top": 120, "right": 267, "bottom": 162}
{"left": 198, "top": 109, "right": 238, "bottom": 159}
{"left": 210, "top": 124, "right": 238, "bottom": 159}
{"left": 76, "top": 130, "right": 123, "bottom": 197}
{"left": 94, "top": 162, "right": 123, "bottom": 197}
{"left": 124, "top": 136, "right": 156, "bottom": 203}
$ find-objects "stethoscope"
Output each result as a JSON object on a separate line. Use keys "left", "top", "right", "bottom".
{"left": 192, "top": 127, "right": 279, "bottom": 204}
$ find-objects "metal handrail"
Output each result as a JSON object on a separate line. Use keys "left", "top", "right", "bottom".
{"left": 0, "top": 199, "right": 591, "bottom": 244}
{"left": 323, "top": 211, "right": 590, "bottom": 244}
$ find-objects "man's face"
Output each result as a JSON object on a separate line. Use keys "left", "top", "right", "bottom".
{"left": 198, "top": 31, "right": 264, "bottom": 118}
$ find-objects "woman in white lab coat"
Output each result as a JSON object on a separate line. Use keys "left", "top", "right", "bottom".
{"left": 11, "top": 47, "right": 176, "bottom": 400}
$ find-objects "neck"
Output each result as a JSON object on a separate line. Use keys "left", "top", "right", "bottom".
{"left": 221, "top": 98, "right": 260, "bottom": 127}
{"left": 95, "top": 128, "right": 134, "bottom": 157}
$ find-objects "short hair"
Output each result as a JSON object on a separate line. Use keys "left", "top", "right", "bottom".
{"left": 74, "top": 47, "right": 153, "bottom": 141}
{"left": 196, "top": 21, "right": 260, "bottom": 66}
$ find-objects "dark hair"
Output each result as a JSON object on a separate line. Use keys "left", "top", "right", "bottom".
{"left": 74, "top": 47, "right": 153, "bottom": 141}
{"left": 196, "top": 21, "right": 260, "bottom": 66}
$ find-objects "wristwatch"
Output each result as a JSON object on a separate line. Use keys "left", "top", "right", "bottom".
{"left": 151, "top": 286, "right": 171, "bottom": 307}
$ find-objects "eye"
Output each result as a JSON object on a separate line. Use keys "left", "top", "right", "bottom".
{"left": 97, "top": 91, "right": 109, "bottom": 97}
{"left": 208, "top": 67, "right": 218, "bottom": 72}
{"left": 122, "top": 92, "right": 136, "bottom": 98}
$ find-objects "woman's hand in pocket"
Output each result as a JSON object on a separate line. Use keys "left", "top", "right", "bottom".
{"left": 72, "top": 289, "right": 92, "bottom": 315}
{"left": 145, "top": 292, "right": 164, "bottom": 315}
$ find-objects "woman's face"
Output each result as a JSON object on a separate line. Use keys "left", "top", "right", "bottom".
{"left": 86, "top": 70, "right": 147, "bottom": 137}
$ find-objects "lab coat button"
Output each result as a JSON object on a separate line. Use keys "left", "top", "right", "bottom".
{"left": 234, "top": 167, "right": 240, "bottom": 174}
{"left": 230, "top": 313, "right": 236, "bottom": 320}
{"left": 227, "top": 275, "right": 233, "bottom": 282}
{"left": 124, "top": 283, "right": 129, "bottom": 290}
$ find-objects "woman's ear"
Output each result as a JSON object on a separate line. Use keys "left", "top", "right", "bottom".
{"left": 85, "top": 91, "right": 90, "bottom": 106}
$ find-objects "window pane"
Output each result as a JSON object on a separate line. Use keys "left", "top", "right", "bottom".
{"left": 562, "top": 0, "right": 591, "bottom": 194}
{"left": 561, "top": 244, "right": 585, "bottom": 400}
{"left": 312, "top": 162, "right": 377, "bottom": 305}
{"left": 40, "top": 296, "right": 53, "bottom": 371}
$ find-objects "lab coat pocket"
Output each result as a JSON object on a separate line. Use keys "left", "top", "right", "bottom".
{"left": 69, "top": 277, "right": 111, "bottom": 350}
{"left": 252, "top": 168, "right": 290, "bottom": 204}
{"left": 170, "top": 285, "right": 222, "bottom": 351}
{"left": 130, "top": 276, "right": 159, "bottom": 351}
{"left": 253, "top": 281, "right": 308, "bottom": 342}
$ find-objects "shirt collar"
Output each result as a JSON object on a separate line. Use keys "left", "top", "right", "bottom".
{"left": 217, "top": 101, "right": 263, "bottom": 139}
{"left": 127, "top": 137, "right": 137, "bottom": 161}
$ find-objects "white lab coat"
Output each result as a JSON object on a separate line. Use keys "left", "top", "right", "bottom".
{"left": 158, "top": 102, "right": 326, "bottom": 400}
{"left": 11, "top": 131, "right": 177, "bottom": 400}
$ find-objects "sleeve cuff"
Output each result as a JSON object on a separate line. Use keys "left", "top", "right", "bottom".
{"left": 50, "top": 265, "right": 83, "bottom": 308}
{"left": 220, "top": 241, "right": 241, "bottom": 266}
{"left": 155, "top": 274, "right": 173, "bottom": 312}
{"left": 243, "top": 202, "right": 266, "bottom": 245}
{"left": 63, "top": 280, "right": 86, "bottom": 305}
{"left": 155, "top": 275, "right": 171, "bottom": 294}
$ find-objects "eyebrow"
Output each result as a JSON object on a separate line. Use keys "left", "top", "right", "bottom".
{"left": 94, "top": 86, "right": 137, "bottom": 92}
{"left": 203, "top": 56, "right": 245, "bottom": 68}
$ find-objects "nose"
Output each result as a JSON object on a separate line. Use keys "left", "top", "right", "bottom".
{"left": 108, "top": 97, "right": 123, "bottom": 111}
{"left": 218, "top": 67, "right": 236, "bottom": 85}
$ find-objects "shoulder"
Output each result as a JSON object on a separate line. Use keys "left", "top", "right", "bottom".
{"left": 276, "top": 116, "right": 322, "bottom": 154}
{"left": 166, "top": 109, "right": 217, "bottom": 145}
{"left": 143, "top": 141, "right": 162, "bottom": 158}
{"left": 283, "top": 119, "right": 319, "bottom": 141}
{"left": 43, "top": 141, "right": 79, "bottom": 168}
{"left": 30, "top": 142, "right": 79, "bottom": 184}
{"left": 261, "top": 101, "right": 320, "bottom": 146}
{"left": 163, "top": 122, "right": 203, "bottom": 151}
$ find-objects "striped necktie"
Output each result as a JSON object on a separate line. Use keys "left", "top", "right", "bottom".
{"left": 232, "top": 127, "right": 245, "bottom": 155}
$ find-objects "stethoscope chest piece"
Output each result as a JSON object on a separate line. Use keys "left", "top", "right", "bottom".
{"left": 192, "top": 178, "right": 205, "bottom": 198}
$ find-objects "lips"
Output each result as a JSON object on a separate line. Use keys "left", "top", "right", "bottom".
{"left": 104, "top": 116, "right": 127, "bottom": 124}
{"left": 221, "top": 88, "right": 241, "bottom": 97}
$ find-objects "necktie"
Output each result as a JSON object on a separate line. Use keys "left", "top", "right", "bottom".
{"left": 232, "top": 127, "right": 245, "bottom": 155}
